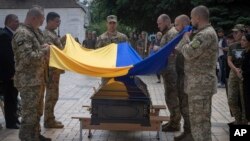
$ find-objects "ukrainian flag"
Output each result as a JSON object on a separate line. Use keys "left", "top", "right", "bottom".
{"left": 49, "top": 26, "right": 192, "bottom": 77}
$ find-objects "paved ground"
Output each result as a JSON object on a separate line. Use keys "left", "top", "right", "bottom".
{"left": 0, "top": 71, "right": 233, "bottom": 141}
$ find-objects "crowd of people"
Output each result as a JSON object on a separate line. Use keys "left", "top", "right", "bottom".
{"left": 0, "top": 4, "right": 250, "bottom": 141}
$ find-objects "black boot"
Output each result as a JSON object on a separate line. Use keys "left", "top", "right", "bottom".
{"left": 162, "top": 123, "right": 180, "bottom": 132}
{"left": 174, "top": 132, "right": 190, "bottom": 141}
{"left": 175, "top": 132, "right": 194, "bottom": 141}
{"left": 39, "top": 135, "right": 51, "bottom": 141}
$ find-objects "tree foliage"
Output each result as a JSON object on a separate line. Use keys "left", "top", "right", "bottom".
{"left": 88, "top": 0, "right": 250, "bottom": 34}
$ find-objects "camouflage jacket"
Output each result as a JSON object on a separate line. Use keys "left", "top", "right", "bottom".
{"left": 176, "top": 25, "right": 218, "bottom": 95}
{"left": 160, "top": 26, "right": 178, "bottom": 72}
{"left": 43, "top": 29, "right": 65, "bottom": 75}
{"left": 43, "top": 29, "right": 63, "bottom": 49}
{"left": 160, "top": 26, "right": 178, "bottom": 47}
{"left": 96, "top": 31, "right": 128, "bottom": 48}
{"left": 12, "top": 24, "right": 48, "bottom": 88}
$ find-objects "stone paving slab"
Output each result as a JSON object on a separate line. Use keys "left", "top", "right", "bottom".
{"left": 0, "top": 72, "right": 233, "bottom": 141}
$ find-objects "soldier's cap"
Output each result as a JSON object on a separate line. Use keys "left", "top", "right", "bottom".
{"left": 107, "top": 15, "right": 117, "bottom": 23}
{"left": 232, "top": 24, "right": 245, "bottom": 32}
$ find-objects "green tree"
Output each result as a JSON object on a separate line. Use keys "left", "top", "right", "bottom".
{"left": 89, "top": 0, "right": 250, "bottom": 34}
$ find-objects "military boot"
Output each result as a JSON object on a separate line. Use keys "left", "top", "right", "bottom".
{"left": 54, "top": 119, "right": 62, "bottom": 125}
{"left": 162, "top": 122, "right": 180, "bottom": 132}
{"left": 177, "top": 133, "right": 194, "bottom": 141}
{"left": 39, "top": 134, "right": 51, "bottom": 141}
{"left": 44, "top": 120, "right": 64, "bottom": 128}
{"left": 174, "top": 132, "right": 191, "bottom": 141}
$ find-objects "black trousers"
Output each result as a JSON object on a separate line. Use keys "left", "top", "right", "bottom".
{"left": 2, "top": 79, "right": 19, "bottom": 127}
{"left": 243, "top": 76, "right": 250, "bottom": 121}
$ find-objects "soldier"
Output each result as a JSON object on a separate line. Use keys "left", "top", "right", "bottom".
{"left": 155, "top": 14, "right": 181, "bottom": 132}
{"left": 176, "top": 5, "right": 218, "bottom": 141}
{"left": 227, "top": 24, "right": 246, "bottom": 125}
{"left": 43, "top": 12, "right": 64, "bottom": 128}
{"left": 95, "top": 15, "right": 128, "bottom": 48}
{"left": 96, "top": 15, "right": 128, "bottom": 84}
{"left": 173, "top": 15, "right": 191, "bottom": 141}
{"left": 12, "top": 5, "right": 51, "bottom": 141}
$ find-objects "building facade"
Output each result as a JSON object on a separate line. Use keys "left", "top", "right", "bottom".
{"left": 0, "top": 0, "right": 87, "bottom": 42}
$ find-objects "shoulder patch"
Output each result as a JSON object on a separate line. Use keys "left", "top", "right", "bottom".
{"left": 17, "top": 41, "right": 24, "bottom": 46}
{"left": 190, "top": 39, "right": 201, "bottom": 49}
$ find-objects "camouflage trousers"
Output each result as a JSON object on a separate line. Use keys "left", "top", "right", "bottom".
{"left": 228, "top": 71, "right": 246, "bottom": 124}
{"left": 162, "top": 65, "right": 181, "bottom": 127}
{"left": 188, "top": 94, "right": 212, "bottom": 141}
{"left": 177, "top": 72, "right": 190, "bottom": 132}
{"left": 18, "top": 85, "right": 45, "bottom": 141}
{"left": 44, "top": 71, "right": 61, "bottom": 123}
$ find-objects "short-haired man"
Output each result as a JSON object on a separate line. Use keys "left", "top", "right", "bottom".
{"left": 43, "top": 12, "right": 64, "bottom": 128}
{"left": 95, "top": 15, "right": 128, "bottom": 84}
{"left": 12, "top": 5, "right": 51, "bottom": 141}
{"left": 0, "top": 14, "right": 20, "bottom": 129}
{"left": 176, "top": 5, "right": 218, "bottom": 141}
{"left": 95, "top": 15, "right": 128, "bottom": 48}
{"left": 156, "top": 14, "right": 181, "bottom": 132}
{"left": 174, "top": 14, "right": 192, "bottom": 141}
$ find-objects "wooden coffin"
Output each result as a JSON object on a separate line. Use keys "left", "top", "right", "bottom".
{"left": 91, "top": 76, "right": 151, "bottom": 126}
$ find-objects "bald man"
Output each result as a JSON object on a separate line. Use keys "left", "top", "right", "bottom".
{"left": 174, "top": 15, "right": 192, "bottom": 141}
{"left": 176, "top": 6, "right": 218, "bottom": 141}
{"left": 12, "top": 5, "right": 51, "bottom": 141}
{"left": 156, "top": 14, "right": 181, "bottom": 132}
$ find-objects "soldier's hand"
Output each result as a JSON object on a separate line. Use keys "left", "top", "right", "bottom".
{"left": 184, "top": 31, "right": 191, "bottom": 43}
{"left": 42, "top": 43, "right": 50, "bottom": 49}
{"left": 153, "top": 45, "right": 160, "bottom": 51}
{"left": 235, "top": 68, "right": 243, "bottom": 80}
{"left": 60, "top": 35, "right": 66, "bottom": 43}
{"left": 47, "top": 42, "right": 53, "bottom": 45}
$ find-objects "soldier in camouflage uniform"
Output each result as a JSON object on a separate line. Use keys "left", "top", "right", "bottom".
{"left": 176, "top": 5, "right": 218, "bottom": 141}
{"left": 227, "top": 24, "right": 246, "bottom": 125}
{"left": 95, "top": 15, "right": 128, "bottom": 48}
{"left": 173, "top": 15, "right": 191, "bottom": 141}
{"left": 96, "top": 15, "right": 128, "bottom": 84}
{"left": 155, "top": 14, "right": 181, "bottom": 132}
{"left": 12, "top": 6, "right": 51, "bottom": 141}
{"left": 43, "top": 12, "right": 64, "bottom": 128}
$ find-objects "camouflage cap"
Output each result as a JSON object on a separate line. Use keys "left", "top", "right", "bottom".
{"left": 107, "top": 15, "right": 117, "bottom": 23}
{"left": 232, "top": 24, "right": 245, "bottom": 32}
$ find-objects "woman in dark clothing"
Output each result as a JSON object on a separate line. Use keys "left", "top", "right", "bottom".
{"left": 241, "top": 33, "right": 250, "bottom": 121}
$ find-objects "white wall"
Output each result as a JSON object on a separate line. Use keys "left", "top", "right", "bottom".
{"left": 0, "top": 8, "right": 86, "bottom": 42}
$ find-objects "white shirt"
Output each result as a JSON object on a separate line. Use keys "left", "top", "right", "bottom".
{"left": 6, "top": 26, "right": 14, "bottom": 34}
{"left": 218, "top": 38, "right": 224, "bottom": 57}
